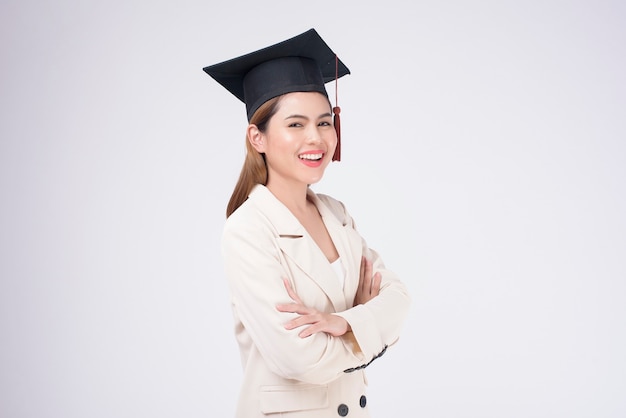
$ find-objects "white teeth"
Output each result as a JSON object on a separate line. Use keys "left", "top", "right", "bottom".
{"left": 299, "top": 153, "right": 323, "bottom": 160}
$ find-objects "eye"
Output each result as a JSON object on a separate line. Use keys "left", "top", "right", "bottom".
{"left": 288, "top": 122, "right": 303, "bottom": 128}
{"left": 318, "top": 120, "right": 332, "bottom": 127}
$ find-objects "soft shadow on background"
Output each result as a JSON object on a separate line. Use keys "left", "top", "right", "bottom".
{"left": 1, "top": 1, "right": 625, "bottom": 417}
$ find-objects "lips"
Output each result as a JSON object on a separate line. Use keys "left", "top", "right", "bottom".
{"left": 298, "top": 151, "right": 325, "bottom": 167}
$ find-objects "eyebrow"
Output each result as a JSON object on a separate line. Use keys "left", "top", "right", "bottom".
{"left": 284, "top": 112, "right": 333, "bottom": 120}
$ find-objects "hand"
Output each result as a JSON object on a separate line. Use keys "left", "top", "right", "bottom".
{"left": 276, "top": 278, "right": 350, "bottom": 338}
{"left": 353, "top": 256, "right": 381, "bottom": 306}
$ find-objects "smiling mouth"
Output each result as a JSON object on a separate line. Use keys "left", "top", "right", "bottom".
{"left": 299, "top": 153, "right": 324, "bottom": 161}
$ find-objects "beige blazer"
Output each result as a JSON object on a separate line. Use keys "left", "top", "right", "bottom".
{"left": 221, "top": 185, "right": 411, "bottom": 418}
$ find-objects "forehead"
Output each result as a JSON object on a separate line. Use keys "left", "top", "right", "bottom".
{"left": 275, "top": 92, "right": 332, "bottom": 115}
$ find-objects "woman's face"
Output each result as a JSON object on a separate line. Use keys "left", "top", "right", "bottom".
{"left": 257, "top": 92, "right": 336, "bottom": 189}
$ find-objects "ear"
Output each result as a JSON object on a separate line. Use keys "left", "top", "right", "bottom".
{"left": 247, "top": 124, "right": 266, "bottom": 153}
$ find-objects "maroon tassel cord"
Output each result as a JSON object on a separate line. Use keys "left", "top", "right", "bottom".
{"left": 332, "top": 54, "right": 342, "bottom": 162}
{"left": 332, "top": 106, "right": 341, "bottom": 161}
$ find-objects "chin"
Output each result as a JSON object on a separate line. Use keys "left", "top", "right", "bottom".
{"left": 305, "top": 175, "right": 324, "bottom": 185}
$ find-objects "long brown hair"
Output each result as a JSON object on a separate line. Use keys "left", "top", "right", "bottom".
{"left": 226, "top": 96, "right": 282, "bottom": 218}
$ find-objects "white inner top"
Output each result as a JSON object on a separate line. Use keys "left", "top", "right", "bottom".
{"left": 330, "top": 257, "right": 345, "bottom": 289}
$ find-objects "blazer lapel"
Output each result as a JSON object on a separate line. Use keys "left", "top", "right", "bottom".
{"left": 248, "top": 186, "right": 347, "bottom": 312}
{"left": 308, "top": 191, "right": 364, "bottom": 310}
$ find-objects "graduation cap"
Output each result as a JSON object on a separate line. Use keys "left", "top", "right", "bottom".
{"left": 203, "top": 28, "right": 350, "bottom": 161}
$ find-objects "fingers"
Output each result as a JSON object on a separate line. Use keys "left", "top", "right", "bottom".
{"left": 277, "top": 278, "right": 318, "bottom": 333}
{"left": 371, "top": 271, "right": 382, "bottom": 297}
{"left": 297, "top": 321, "right": 329, "bottom": 338}
{"left": 359, "top": 256, "right": 376, "bottom": 293}
{"left": 276, "top": 301, "right": 349, "bottom": 337}
{"left": 285, "top": 313, "right": 349, "bottom": 338}
{"left": 354, "top": 257, "right": 382, "bottom": 306}
{"left": 279, "top": 272, "right": 361, "bottom": 338}
{"left": 276, "top": 302, "right": 311, "bottom": 315}
{"left": 358, "top": 257, "right": 364, "bottom": 292}
{"left": 283, "top": 312, "right": 320, "bottom": 331}
{"left": 359, "top": 256, "right": 371, "bottom": 293}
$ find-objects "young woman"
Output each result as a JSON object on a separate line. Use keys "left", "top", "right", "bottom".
{"left": 204, "top": 28, "right": 411, "bottom": 418}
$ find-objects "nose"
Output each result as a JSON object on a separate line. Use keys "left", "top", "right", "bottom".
{"left": 305, "top": 125, "right": 323, "bottom": 144}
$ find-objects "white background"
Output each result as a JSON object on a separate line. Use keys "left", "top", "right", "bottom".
{"left": 1, "top": 1, "right": 625, "bottom": 417}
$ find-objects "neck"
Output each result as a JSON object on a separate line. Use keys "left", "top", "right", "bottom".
{"left": 266, "top": 180, "right": 311, "bottom": 215}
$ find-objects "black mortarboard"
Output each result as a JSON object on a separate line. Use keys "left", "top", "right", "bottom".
{"left": 203, "top": 28, "right": 350, "bottom": 122}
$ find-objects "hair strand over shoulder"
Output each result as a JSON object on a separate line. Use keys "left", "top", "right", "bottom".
{"left": 226, "top": 97, "right": 282, "bottom": 218}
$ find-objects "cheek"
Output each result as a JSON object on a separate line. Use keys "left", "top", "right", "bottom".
{"left": 265, "top": 132, "right": 297, "bottom": 156}
{"left": 325, "top": 131, "right": 338, "bottom": 148}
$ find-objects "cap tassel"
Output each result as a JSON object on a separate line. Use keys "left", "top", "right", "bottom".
{"left": 332, "top": 106, "right": 341, "bottom": 161}
{"left": 332, "top": 54, "right": 342, "bottom": 162}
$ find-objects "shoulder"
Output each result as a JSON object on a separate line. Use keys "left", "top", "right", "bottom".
{"left": 223, "top": 184, "right": 300, "bottom": 238}
{"left": 309, "top": 190, "right": 352, "bottom": 226}
{"left": 221, "top": 194, "right": 279, "bottom": 258}
{"left": 223, "top": 190, "right": 271, "bottom": 235}
{"left": 315, "top": 192, "right": 346, "bottom": 213}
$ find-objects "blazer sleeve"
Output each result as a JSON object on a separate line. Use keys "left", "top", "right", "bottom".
{"left": 221, "top": 210, "right": 366, "bottom": 385}
{"left": 322, "top": 196, "right": 412, "bottom": 364}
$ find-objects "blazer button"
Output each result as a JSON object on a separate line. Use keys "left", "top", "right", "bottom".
{"left": 360, "top": 395, "right": 367, "bottom": 408}
{"left": 337, "top": 403, "right": 349, "bottom": 416}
